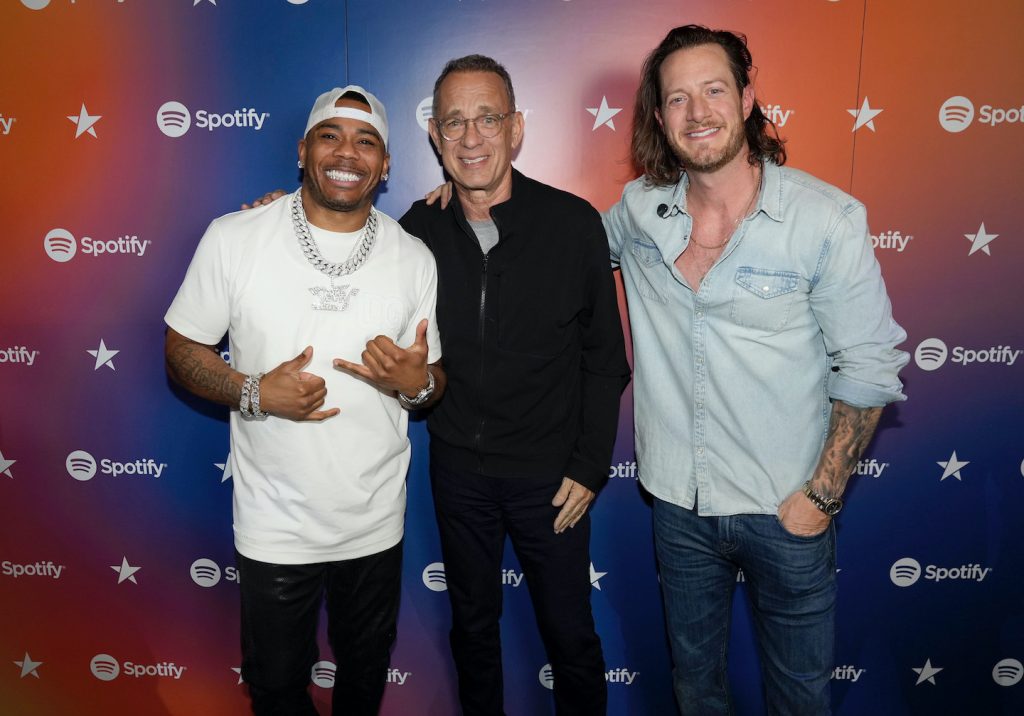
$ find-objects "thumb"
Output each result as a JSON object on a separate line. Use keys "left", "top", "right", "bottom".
{"left": 286, "top": 346, "right": 314, "bottom": 371}
{"left": 412, "top": 319, "right": 429, "bottom": 350}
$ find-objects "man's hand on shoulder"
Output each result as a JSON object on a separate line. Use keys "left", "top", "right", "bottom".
{"left": 424, "top": 181, "right": 453, "bottom": 210}
{"left": 241, "top": 189, "right": 287, "bottom": 210}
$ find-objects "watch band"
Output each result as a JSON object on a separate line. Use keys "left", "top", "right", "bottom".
{"left": 398, "top": 370, "right": 435, "bottom": 409}
{"left": 802, "top": 481, "right": 843, "bottom": 516}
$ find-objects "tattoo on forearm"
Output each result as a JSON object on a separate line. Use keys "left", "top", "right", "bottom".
{"left": 812, "top": 402, "right": 883, "bottom": 499}
{"left": 167, "top": 341, "right": 240, "bottom": 406}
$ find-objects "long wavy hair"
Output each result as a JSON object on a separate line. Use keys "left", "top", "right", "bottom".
{"left": 632, "top": 25, "right": 787, "bottom": 186}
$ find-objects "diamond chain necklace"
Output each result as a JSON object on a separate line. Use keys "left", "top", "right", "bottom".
{"left": 291, "top": 191, "right": 377, "bottom": 277}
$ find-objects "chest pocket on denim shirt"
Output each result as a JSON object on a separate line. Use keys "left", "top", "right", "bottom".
{"left": 630, "top": 240, "right": 668, "bottom": 304}
{"left": 730, "top": 267, "right": 800, "bottom": 331}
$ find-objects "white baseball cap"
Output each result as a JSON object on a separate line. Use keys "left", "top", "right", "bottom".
{"left": 305, "top": 85, "right": 388, "bottom": 147}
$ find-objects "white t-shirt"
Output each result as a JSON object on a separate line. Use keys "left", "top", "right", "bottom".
{"left": 165, "top": 191, "right": 441, "bottom": 564}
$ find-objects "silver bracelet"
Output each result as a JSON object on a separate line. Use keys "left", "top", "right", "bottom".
{"left": 398, "top": 370, "right": 435, "bottom": 409}
{"left": 239, "top": 375, "right": 253, "bottom": 418}
{"left": 249, "top": 373, "right": 268, "bottom": 418}
{"left": 240, "top": 373, "right": 268, "bottom": 419}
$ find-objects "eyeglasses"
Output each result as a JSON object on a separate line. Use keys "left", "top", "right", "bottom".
{"left": 434, "top": 113, "right": 512, "bottom": 141}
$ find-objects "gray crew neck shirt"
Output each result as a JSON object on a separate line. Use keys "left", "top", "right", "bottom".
{"left": 468, "top": 218, "right": 500, "bottom": 255}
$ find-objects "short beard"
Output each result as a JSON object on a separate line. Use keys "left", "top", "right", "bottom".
{"left": 676, "top": 122, "right": 747, "bottom": 174}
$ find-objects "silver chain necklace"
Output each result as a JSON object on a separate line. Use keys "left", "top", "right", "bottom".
{"left": 688, "top": 166, "right": 762, "bottom": 250}
{"left": 291, "top": 191, "right": 377, "bottom": 277}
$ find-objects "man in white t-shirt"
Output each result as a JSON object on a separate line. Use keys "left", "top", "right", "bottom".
{"left": 164, "top": 85, "right": 445, "bottom": 716}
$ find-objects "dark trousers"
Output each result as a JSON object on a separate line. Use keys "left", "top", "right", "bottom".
{"left": 236, "top": 542, "right": 403, "bottom": 716}
{"left": 431, "top": 457, "right": 607, "bottom": 716}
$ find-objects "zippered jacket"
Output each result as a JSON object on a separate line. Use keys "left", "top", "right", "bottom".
{"left": 400, "top": 170, "right": 630, "bottom": 492}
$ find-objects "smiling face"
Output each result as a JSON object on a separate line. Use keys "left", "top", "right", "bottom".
{"left": 656, "top": 43, "right": 754, "bottom": 174}
{"left": 429, "top": 70, "right": 523, "bottom": 205}
{"left": 298, "top": 96, "right": 389, "bottom": 229}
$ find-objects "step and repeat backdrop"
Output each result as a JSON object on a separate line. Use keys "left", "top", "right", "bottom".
{"left": 1, "top": 1, "right": 1022, "bottom": 714}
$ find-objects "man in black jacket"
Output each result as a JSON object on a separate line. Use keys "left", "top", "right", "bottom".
{"left": 400, "top": 55, "right": 629, "bottom": 715}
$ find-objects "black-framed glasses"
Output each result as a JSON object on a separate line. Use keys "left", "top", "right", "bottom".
{"left": 434, "top": 113, "right": 512, "bottom": 141}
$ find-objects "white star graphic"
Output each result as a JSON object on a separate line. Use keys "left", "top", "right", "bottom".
{"left": 87, "top": 339, "right": 119, "bottom": 371}
{"left": 589, "top": 562, "right": 607, "bottom": 590}
{"left": 913, "top": 658, "right": 943, "bottom": 685}
{"left": 938, "top": 451, "right": 969, "bottom": 481}
{"left": 847, "top": 97, "right": 883, "bottom": 132}
{"left": 111, "top": 556, "right": 141, "bottom": 584}
{"left": 232, "top": 666, "right": 244, "bottom": 685}
{"left": 67, "top": 103, "right": 101, "bottom": 139}
{"left": 965, "top": 222, "right": 999, "bottom": 256}
{"left": 0, "top": 450, "right": 15, "bottom": 478}
{"left": 586, "top": 96, "right": 622, "bottom": 131}
{"left": 14, "top": 653, "right": 43, "bottom": 679}
{"left": 215, "top": 454, "right": 233, "bottom": 483}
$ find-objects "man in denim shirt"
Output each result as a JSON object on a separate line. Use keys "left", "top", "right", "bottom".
{"left": 603, "top": 25, "right": 908, "bottom": 714}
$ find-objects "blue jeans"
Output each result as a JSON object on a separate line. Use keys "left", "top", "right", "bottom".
{"left": 652, "top": 498, "right": 836, "bottom": 716}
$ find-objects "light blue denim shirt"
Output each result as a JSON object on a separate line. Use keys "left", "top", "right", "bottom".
{"left": 604, "top": 162, "right": 908, "bottom": 516}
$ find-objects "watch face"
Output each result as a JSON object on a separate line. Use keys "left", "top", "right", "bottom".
{"left": 803, "top": 483, "right": 841, "bottom": 516}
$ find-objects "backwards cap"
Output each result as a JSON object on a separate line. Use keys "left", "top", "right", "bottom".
{"left": 305, "top": 85, "right": 388, "bottom": 147}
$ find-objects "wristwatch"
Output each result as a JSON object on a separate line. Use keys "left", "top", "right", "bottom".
{"left": 802, "top": 481, "right": 842, "bottom": 516}
{"left": 398, "top": 370, "right": 435, "bottom": 409}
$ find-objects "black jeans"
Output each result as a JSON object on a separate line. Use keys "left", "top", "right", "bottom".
{"left": 431, "top": 457, "right": 607, "bottom": 716}
{"left": 236, "top": 542, "right": 402, "bottom": 716}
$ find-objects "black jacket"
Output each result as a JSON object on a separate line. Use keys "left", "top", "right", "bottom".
{"left": 400, "top": 170, "right": 630, "bottom": 492}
